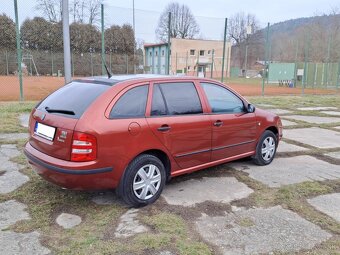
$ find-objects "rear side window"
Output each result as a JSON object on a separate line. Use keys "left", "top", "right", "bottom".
{"left": 201, "top": 83, "right": 244, "bottom": 113}
{"left": 37, "top": 81, "right": 111, "bottom": 119}
{"left": 152, "top": 82, "right": 202, "bottom": 116}
{"left": 110, "top": 85, "right": 148, "bottom": 118}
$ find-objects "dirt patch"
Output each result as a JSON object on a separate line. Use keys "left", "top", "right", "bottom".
{"left": 0, "top": 75, "right": 337, "bottom": 101}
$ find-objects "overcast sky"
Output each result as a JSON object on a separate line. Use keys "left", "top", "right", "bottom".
{"left": 1, "top": 0, "right": 338, "bottom": 42}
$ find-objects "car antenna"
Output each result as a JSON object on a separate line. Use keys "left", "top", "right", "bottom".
{"left": 101, "top": 56, "right": 112, "bottom": 79}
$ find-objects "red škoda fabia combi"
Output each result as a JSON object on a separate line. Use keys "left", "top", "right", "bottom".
{"left": 24, "top": 75, "right": 282, "bottom": 207}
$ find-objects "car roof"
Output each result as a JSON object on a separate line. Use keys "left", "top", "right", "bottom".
{"left": 77, "top": 74, "right": 217, "bottom": 86}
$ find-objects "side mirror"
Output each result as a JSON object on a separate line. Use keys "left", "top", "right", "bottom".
{"left": 247, "top": 104, "right": 256, "bottom": 113}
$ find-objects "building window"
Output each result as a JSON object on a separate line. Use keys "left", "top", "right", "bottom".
{"left": 155, "top": 51, "right": 158, "bottom": 56}
{"left": 208, "top": 50, "right": 211, "bottom": 55}
{"left": 200, "top": 50, "right": 205, "bottom": 56}
{"left": 190, "top": 49, "right": 195, "bottom": 56}
{"left": 149, "top": 52, "right": 152, "bottom": 56}
{"left": 187, "top": 66, "right": 191, "bottom": 70}
{"left": 162, "top": 50, "right": 165, "bottom": 56}
{"left": 194, "top": 66, "right": 196, "bottom": 70}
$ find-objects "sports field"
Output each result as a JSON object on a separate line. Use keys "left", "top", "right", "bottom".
{"left": 0, "top": 76, "right": 337, "bottom": 101}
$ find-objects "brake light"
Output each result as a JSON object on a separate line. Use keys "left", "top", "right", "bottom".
{"left": 71, "top": 132, "right": 97, "bottom": 162}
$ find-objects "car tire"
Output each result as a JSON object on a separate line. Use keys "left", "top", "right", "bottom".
{"left": 117, "top": 154, "right": 166, "bottom": 207}
{"left": 253, "top": 130, "right": 277, "bottom": 166}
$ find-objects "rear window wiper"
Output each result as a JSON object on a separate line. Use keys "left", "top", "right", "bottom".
{"left": 45, "top": 107, "right": 75, "bottom": 115}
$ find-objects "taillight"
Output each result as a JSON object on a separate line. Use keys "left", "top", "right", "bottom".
{"left": 71, "top": 132, "right": 97, "bottom": 162}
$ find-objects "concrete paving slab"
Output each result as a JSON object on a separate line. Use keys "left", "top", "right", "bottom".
{"left": 297, "top": 107, "right": 338, "bottom": 111}
{"left": 281, "top": 119, "right": 297, "bottom": 127}
{"left": 256, "top": 104, "right": 274, "bottom": 108}
{"left": 284, "top": 127, "right": 340, "bottom": 149}
{"left": 277, "top": 141, "right": 309, "bottom": 153}
{"left": 320, "top": 111, "right": 340, "bottom": 116}
{"left": 267, "top": 109, "right": 292, "bottom": 115}
{"left": 308, "top": 193, "right": 340, "bottom": 222}
{"left": 162, "top": 177, "right": 253, "bottom": 206}
{"left": 0, "top": 144, "right": 29, "bottom": 194}
{"left": 19, "top": 113, "right": 30, "bottom": 128}
{"left": 196, "top": 206, "right": 331, "bottom": 255}
{"left": 0, "top": 231, "right": 50, "bottom": 255}
{"left": 0, "top": 133, "right": 28, "bottom": 142}
{"left": 325, "top": 151, "right": 340, "bottom": 160}
{"left": 115, "top": 209, "right": 148, "bottom": 238}
{"left": 229, "top": 156, "right": 340, "bottom": 188}
{"left": 335, "top": 126, "right": 340, "bottom": 130}
{"left": 285, "top": 115, "right": 340, "bottom": 124}
{"left": 56, "top": 213, "right": 82, "bottom": 229}
{"left": 0, "top": 200, "right": 30, "bottom": 230}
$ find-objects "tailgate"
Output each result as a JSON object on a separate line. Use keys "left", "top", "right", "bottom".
{"left": 29, "top": 109, "right": 78, "bottom": 161}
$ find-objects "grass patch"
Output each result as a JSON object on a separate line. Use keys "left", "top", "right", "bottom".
{"left": 0, "top": 101, "right": 36, "bottom": 133}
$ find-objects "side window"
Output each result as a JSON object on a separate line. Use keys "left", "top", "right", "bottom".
{"left": 152, "top": 82, "right": 202, "bottom": 116}
{"left": 151, "top": 85, "right": 167, "bottom": 116}
{"left": 110, "top": 85, "right": 148, "bottom": 118}
{"left": 201, "top": 83, "right": 245, "bottom": 113}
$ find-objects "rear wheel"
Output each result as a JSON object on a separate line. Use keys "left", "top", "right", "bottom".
{"left": 253, "top": 130, "right": 277, "bottom": 166}
{"left": 117, "top": 154, "right": 166, "bottom": 207}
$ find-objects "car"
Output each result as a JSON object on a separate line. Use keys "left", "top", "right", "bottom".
{"left": 24, "top": 75, "right": 282, "bottom": 207}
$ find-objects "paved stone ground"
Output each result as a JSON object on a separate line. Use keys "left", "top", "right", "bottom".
{"left": 0, "top": 200, "right": 30, "bottom": 229}
{"left": 297, "top": 107, "right": 338, "bottom": 111}
{"left": 0, "top": 144, "right": 29, "bottom": 194}
{"left": 19, "top": 113, "right": 30, "bottom": 128}
{"left": 281, "top": 119, "right": 297, "bottom": 127}
{"left": 285, "top": 115, "right": 340, "bottom": 124}
{"left": 0, "top": 133, "right": 28, "bottom": 142}
{"left": 162, "top": 177, "right": 253, "bottom": 206}
{"left": 277, "top": 141, "right": 309, "bottom": 153}
{"left": 325, "top": 151, "right": 340, "bottom": 160}
{"left": 335, "top": 126, "right": 340, "bottom": 130}
{"left": 308, "top": 193, "right": 340, "bottom": 222}
{"left": 196, "top": 206, "right": 332, "bottom": 255}
{"left": 267, "top": 109, "right": 292, "bottom": 115}
{"left": 114, "top": 209, "right": 148, "bottom": 238}
{"left": 284, "top": 127, "right": 340, "bottom": 149}
{"left": 56, "top": 213, "right": 82, "bottom": 229}
{"left": 230, "top": 156, "right": 340, "bottom": 187}
{"left": 320, "top": 111, "right": 340, "bottom": 116}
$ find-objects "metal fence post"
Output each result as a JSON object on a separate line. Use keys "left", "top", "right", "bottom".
{"left": 262, "top": 22, "right": 270, "bottom": 96}
{"left": 101, "top": 4, "right": 105, "bottom": 76}
{"left": 90, "top": 52, "right": 94, "bottom": 76}
{"left": 14, "top": 0, "right": 23, "bottom": 101}
{"left": 211, "top": 49, "right": 214, "bottom": 78}
{"left": 126, "top": 54, "right": 129, "bottom": 74}
{"left": 221, "top": 18, "right": 227, "bottom": 82}
{"left": 167, "top": 12, "right": 171, "bottom": 75}
{"left": 62, "top": 0, "right": 71, "bottom": 83}
{"left": 51, "top": 50, "right": 54, "bottom": 76}
{"left": 5, "top": 51, "right": 9, "bottom": 76}
{"left": 325, "top": 35, "right": 331, "bottom": 88}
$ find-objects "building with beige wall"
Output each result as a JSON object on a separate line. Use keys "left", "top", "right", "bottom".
{"left": 144, "top": 38, "right": 231, "bottom": 78}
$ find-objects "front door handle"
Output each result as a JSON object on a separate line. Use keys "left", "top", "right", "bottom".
{"left": 157, "top": 125, "right": 171, "bottom": 132}
{"left": 213, "top": 120, "right": 223, "bottom": 127}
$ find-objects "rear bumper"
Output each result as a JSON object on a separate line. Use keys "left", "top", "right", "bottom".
{"left": 24, "top": 142, "right": 117, "bottom": 190}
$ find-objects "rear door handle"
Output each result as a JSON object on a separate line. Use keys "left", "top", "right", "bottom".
{"left": 157, "top": 125, "right": 171, "bottom": 132}
{"left": 213, "top": 120, "right": 223, "bottom": 127}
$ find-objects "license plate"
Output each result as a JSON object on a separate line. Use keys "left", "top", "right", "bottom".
{"left": 34, "top": 122, "right": 56, "bottom": 141}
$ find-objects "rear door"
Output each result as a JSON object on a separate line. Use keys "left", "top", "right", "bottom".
{"left": 29, "top": 81, "right": 111, "bottom": 160}
{"left": 200, "top": 82, "right": 257, "bottom": 161}
{"left": 146, "top": 82, "right": 212, "bottom": 169}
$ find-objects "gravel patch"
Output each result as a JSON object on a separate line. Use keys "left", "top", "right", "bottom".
{"left": 0, "top": 200, "right": 30, "bottom": 230}
{"left": 115, "top": 209, "right": 148, "bottom": 238}
{"left": 308, "top": 193, "right": 340, "bottom": 222}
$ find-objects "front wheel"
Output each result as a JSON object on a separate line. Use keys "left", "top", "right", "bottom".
{"left": 253, "top": 130, "right": 277, "bottom": 166}
{"left": 117, "top": 154, "right": 166, "bottom": 207}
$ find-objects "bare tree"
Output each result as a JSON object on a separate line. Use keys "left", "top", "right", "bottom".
{"left": 36, "top": 0, "right": 62, "bottom": 23}
{"left": 155, "top": 2, "right": 200, "bottom": 42}
{"left": 87, "top": 0, "right": 101, "bottom": 25}
{"left": 228, "top": 12, "right": 259, "bottom": 45}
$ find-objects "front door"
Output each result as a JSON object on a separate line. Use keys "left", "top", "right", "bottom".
{"left": 200, "top": 82, "right": 257, "bottom": 161}
{"left": 146, "top": 82, "right": 211, "bottom": 169}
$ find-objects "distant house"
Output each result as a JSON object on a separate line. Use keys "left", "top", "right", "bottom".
{"left": 144, "top": 38, "right": 231, "bottom": 78}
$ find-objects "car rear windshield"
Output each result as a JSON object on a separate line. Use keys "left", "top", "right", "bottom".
{"left": 37, "top": 81, "right": 112, "bottom": 119}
